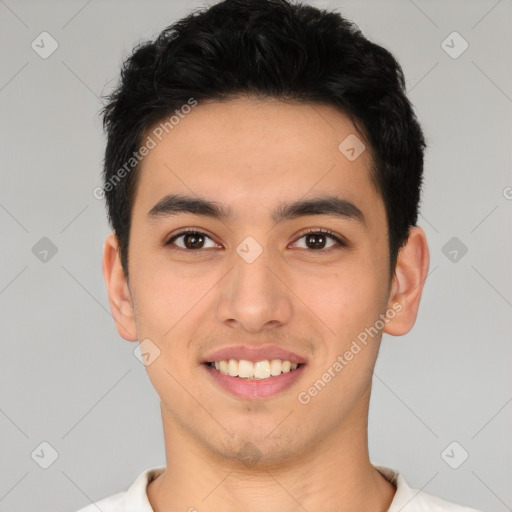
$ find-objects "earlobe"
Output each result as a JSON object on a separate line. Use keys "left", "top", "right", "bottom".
{"left": 383, "top": 226, "right": 430, "bottom": 337}
{"left": 102, "top": 232, "right": 139, "bottom": 342}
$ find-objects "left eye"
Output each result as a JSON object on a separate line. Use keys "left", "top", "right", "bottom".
{"left": 292, "top": 230, "right": 343, "bottom": 250}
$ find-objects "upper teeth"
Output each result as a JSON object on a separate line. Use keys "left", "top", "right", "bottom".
{"left": 211, "top": 359, "right": 299, "bottom": 379}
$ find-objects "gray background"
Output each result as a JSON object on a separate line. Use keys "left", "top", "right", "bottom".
{"left": 0, "top": 0, "right": 510, "bottom": 511}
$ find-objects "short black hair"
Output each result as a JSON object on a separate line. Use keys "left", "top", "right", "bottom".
{"left": 101, "top": 0, "right": 426, "bottom": 282}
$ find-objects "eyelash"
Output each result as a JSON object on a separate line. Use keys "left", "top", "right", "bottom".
{"left": 165, "top": 228, "right": 346, "bottom": 252}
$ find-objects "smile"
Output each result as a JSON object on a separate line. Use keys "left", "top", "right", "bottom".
{"left": 203, "top": 359, "right": 306, "bottom": 400}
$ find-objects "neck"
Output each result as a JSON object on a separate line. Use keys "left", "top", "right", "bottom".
{"left": 147, "top": 398, "right": 396, "bottom": 512}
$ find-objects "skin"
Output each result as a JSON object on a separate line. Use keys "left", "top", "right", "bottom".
{"left": 102, "top": 97, "right": 429, "bottom": 512}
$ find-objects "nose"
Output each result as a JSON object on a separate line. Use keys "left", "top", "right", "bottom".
{"left": 215, "top": 243, "right": 293, "bottom": 333}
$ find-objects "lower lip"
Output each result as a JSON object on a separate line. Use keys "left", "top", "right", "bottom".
{"left": 204, "top": 363, "right": 306, "bottom": 400}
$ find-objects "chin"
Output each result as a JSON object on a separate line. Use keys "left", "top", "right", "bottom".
{"left": 203, "top": 430, "right": 308, "bottom": 469}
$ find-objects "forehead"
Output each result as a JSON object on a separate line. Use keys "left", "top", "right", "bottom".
{"left": 133, "top": 97, "right": 383, "bottom": 226}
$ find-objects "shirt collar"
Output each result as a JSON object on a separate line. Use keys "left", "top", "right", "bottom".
{"left": 121, "top": 466, "right": 165, "bottom": 512}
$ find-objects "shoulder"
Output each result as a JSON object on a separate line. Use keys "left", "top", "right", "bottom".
{"left": 374, "top": 465, "right": 483, "bottom": 512}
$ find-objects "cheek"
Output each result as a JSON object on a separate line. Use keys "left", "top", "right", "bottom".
{"left": 293, "top": 259, "right": 386, "bottom": 343}
{"left": 129, "top": 256, "right": 213, "bottom": 388}
{"left": 129, "top": 245, "right": 211, "bottom": 338}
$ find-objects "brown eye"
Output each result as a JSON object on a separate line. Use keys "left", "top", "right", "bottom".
{"left": 167, "top": 231, "right": 217, "bottom": 250}
{"left": 292, "top": 230, "right": 345, "bottom": 251}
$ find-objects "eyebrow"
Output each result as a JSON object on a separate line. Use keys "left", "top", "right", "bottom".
{"left": 147, "top": 193, "right": 366, "bottom": 226}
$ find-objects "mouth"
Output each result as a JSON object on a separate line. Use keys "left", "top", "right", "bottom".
{"left": 202, "top": 358, "right": 306, "bottom": 400}
{"left": 201, "top": 345, "right": 307, "bottom": 399}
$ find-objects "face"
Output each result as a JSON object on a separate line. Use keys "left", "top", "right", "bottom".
{"left": 105, "top": 97, "right": 419, "bottom": 466}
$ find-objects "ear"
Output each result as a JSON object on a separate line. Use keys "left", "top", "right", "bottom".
{"left": 383, "top": 226, "right": 430, "bottom": 336}
{"left": 102, "top": 232, "right": 138, "bottom": 342}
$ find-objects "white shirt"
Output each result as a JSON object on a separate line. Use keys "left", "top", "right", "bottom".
{"left": 74, "top": 465, "right": 482, "bottom": 512}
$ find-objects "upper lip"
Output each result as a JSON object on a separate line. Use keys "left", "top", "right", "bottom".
{"left": 203, "top": 345, "right": 307, "bottom": 365}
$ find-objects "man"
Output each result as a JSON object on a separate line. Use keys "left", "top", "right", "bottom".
{"left": 77, "top": 0, "right": 481, "bottom": 510}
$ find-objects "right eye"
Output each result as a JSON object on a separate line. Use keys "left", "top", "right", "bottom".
{"left": 166, "top": 230, "right": 219, "bottom": 250}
